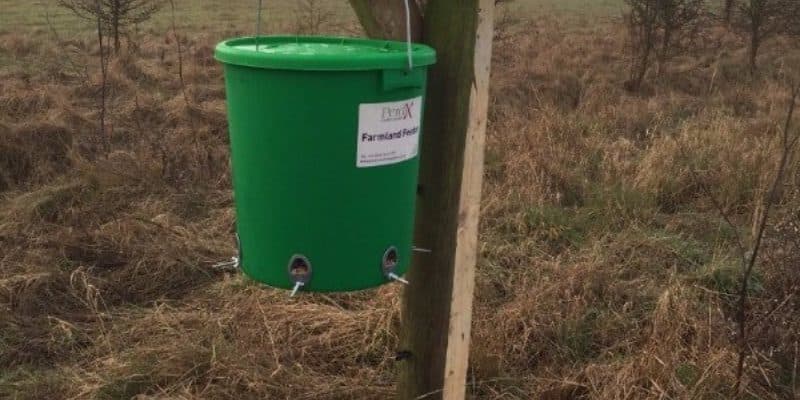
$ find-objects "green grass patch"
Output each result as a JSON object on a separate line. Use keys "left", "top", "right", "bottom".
{"left": 664, "top": 212, "right": 745, "bottom": 250}
{"left": 675, "top": 363, "right": 700, "bottom": 387}
{"left": 0, "top": 367, "right": 69, "bottom": 400}
{"left": 526, "top": 205, "right": 588, "bottom": 250}
{"left": 695, "top": 256, "right": 764, "bottom": 297}
{"left": 557, "top": 308, "right": 602, "bottom": 360}
{"left": 97, "top": 374, "right": 157, "bottom": 400}
{"left": 647, "top": 229, "right": 712, "bottom": 269}
{"left": 584, "top": 183, "right": 657, "bottom": 227}
{"left": 526, "top": 184, "right": 659, "bottom": 252}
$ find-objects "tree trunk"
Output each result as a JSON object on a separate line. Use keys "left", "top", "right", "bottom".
{"left": 630, "top": 27, "right": 653, "bottom": 91}
{"left": 112, "top": 0, "right": 121, "bottom": 54}
{"left": 349, "top": 0, "right": 423, "bottom": 41}
{"left": 749, "top": 30, "right": 759, "bottom": 75}
{"left": 94, "top": 0, "right": 108, "bottom": 152}
{"left": 724, "top": 0, "right": 735, "bottom": 24}
{"left": 657, "top": 27, "right": 672, "bottom": 77}
{"left": 348, "top": 1, "right": 495, "bottom": 399}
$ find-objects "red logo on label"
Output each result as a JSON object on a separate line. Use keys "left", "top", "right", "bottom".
{"left": 381, "top": 101, "right": 415, "bottom": 122}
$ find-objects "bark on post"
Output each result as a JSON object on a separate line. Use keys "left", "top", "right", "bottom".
{"left": 348, "top": 1, "right": 495, "bottom": 399}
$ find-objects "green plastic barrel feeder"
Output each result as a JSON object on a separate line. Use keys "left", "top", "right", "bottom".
{"left": 215, "top": 36, "right": 436, "bottom": 292}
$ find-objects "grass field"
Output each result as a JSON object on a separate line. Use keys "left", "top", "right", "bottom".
{"left": 1, "top": 1, "right": 799, "bottom": 399}
{"left": 0, "top": 0, "right": 625, "bottom": 33}
{"left": 0, "top": 0, "right": 356, "bottom": 33}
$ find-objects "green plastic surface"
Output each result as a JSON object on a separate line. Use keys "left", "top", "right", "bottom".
{"left": 215, "top": 36, "right": 436, "bottom": 71}
{"left": 215, "top": 36, "right": 436, "bottom": 292}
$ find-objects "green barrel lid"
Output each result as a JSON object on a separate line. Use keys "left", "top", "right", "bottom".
{"left": 215, "top": 35, "right": 436, "bottom": 71}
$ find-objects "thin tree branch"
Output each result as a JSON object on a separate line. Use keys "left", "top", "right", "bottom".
{"left": 94, "top": 0, "right": 109, "bottom": 155}
{"left": 167, "top": 0, "right": 189, "bottom": 107}
{"left": 734, "top": 81, "right": 799, "bottom": 392}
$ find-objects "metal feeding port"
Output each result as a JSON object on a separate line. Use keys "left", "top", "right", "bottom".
{"left": 287, "top": 255, "right": 312, "bottom": 296}
{"left": 382, "top": 246, "right": 399, "bottom": 275}
{"left": 382, "top": 246, "right": 408, "bottom": 285}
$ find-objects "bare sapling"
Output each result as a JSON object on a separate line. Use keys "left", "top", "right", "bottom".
{"left": 732, "top": 81, "right": 799, "bottom": 392}
{"left": 625, "top": 0, "right": 660, "bottom": 91}
{"left": 95, "top": 0, "right": 109, "bottom": 154}
{"left": 724, "top": 0, "right": 735, "bottom": 24}
{"left": 731, "top": 0, "right": 800, "bottom": 74}
{"left": 624, "top": 0, "right": 707, "bottom": 91}
{"left": 58, "top": 0, "right": 163, "bottom": 54}
{"left": 684, "top": 81, "right": 800, "bottom": 393}
{"left": 167, "top": 0, "right": 188, "bottom": 106}
{"left": 293, "top": 0, "right": 335, "bottom": 35}
{"left": 656, "top": 0, "right": 706, "bottom": 74}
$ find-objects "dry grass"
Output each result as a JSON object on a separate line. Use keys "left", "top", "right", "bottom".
{"left": 1, "top": 9, "right": 799, "bottom": 400}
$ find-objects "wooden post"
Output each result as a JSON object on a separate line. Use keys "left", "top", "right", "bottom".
{"left": 442, "top": 5, "right": 494, "bottom": 398}
{"left": 348, "top": 1, "right": 495, "bottom": 399}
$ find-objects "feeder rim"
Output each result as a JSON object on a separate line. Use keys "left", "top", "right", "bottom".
{"left": 214, "top": 35, "right": 437, "bottom": 71}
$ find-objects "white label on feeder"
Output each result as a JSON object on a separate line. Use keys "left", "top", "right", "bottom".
{"left": 357, "top": 97, "right": 422, "bottom": 168}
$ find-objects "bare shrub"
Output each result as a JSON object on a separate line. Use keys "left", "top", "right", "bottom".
{"left": 57, "top": 0, "right": 163, "bottom": 54}
{"left": 292, "top": 0, "right": 335, "bottom": 35}
{"left": 731, "top": 0, "right": 800, "bottom": 74}
{"left": 656, "top": 0, "right": 707, "bottom": 70}
{"left": 731, "top": 82, "right": 799, "bottom": 391}
{"left": 624, "top": 0, "right": 708, "bottom": 91}
{"left": 724, "top": 0, "right": 735, "bottom": 23}
{"left": 679, "top": 82, "right": 800, "bottom": 392}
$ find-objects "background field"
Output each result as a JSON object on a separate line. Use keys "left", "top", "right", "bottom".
{"left": 0, "top": 0, "right": 624, "bottom": 32}
{"left": 0, "top": 0, "right": 354, "bottom": 33}
{"left": 1, "top": 0, "right": 800, "bottom": 399}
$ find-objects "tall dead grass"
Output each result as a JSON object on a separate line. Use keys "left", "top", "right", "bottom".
{"left": 1, "top": 11, "right": 799, "bottom": 400}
